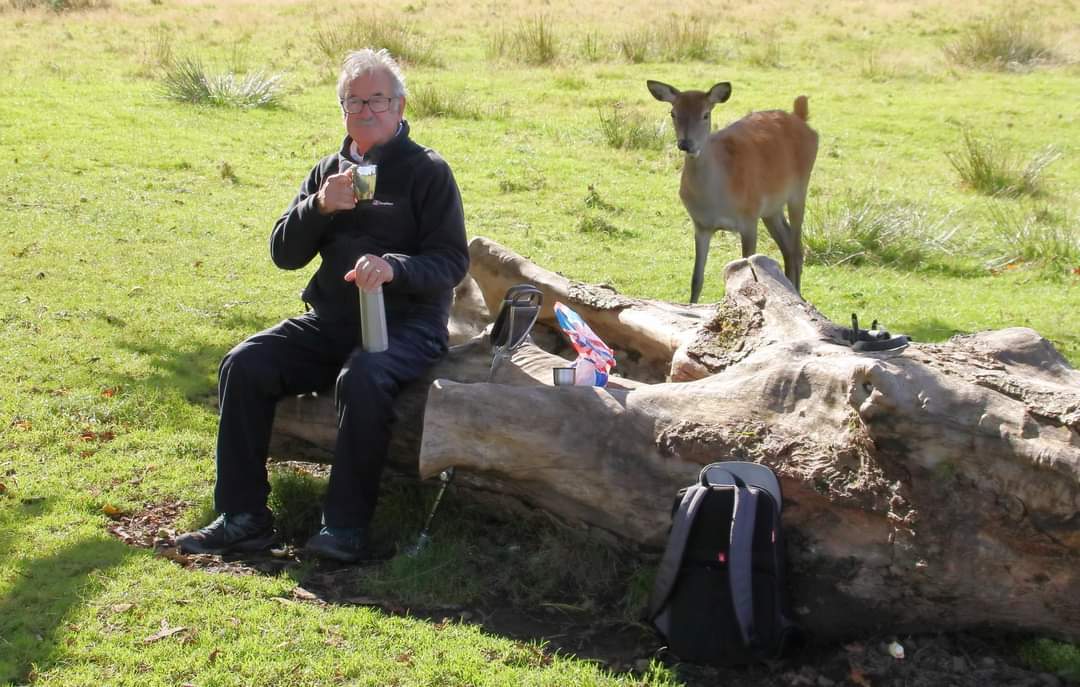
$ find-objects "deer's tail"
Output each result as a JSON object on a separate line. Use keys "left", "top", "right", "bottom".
{"left": 793, "top": 95, "right": 809, "bottom": 121}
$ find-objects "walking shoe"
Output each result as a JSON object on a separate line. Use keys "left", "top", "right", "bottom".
{"left": 304, "top": 526, "right": 368, "bottom": 563}
{"left": 176, "top": 510, "right": 277, "bottom": 555}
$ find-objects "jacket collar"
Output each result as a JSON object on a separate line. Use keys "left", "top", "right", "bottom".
{"left": 339, "top": 120, "right": 411, "bottom": 166}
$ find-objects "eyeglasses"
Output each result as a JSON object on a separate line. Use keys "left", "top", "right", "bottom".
{"left": 341, "top": 96, "right": 395, "bottom": 114}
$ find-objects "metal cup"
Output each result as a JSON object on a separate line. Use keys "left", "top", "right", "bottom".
{"left": 552, "top": 367, "right": 575, "bottom": 386}
{"left": 352, "top": 164, "right": 377, "bottom": 202}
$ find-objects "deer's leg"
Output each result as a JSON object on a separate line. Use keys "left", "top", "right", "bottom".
{"left": 763, "top": 213, "right": 801, "bottom": 292}
{"left": 690, "top": 224, "right": 713, "bottom": 304}
{"left": 737, "top": 220, "right": 757, "bottom": 259}
{"left": 787, "top": 193, "right": 807, "bottom": 292}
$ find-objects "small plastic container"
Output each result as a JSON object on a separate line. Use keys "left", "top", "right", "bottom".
{"left": 552, "top": 367, "right": 575, "bottom": 386}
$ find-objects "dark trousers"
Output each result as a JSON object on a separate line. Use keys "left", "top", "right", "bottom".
{"left": 213, "top": 312, "right": 445, "bottom": 529}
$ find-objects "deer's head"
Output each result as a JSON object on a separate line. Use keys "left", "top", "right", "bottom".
{"left": 647, "top": 80, "right": 732, "bottom": 157}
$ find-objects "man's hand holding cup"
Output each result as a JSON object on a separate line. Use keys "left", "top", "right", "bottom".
{"left": 316, "top": 169, "right": 358, "bottom": 215}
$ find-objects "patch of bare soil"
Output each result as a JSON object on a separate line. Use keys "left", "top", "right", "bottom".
{"left": 107, "top": 500, "right": 1075, "bottom": 687}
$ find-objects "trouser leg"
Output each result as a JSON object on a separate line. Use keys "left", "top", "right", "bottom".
{"left": 323, "top": 323, "right": 446, "bottom": 528}
{"left": 214, "top": 315, "right": 350, "bottom": 514}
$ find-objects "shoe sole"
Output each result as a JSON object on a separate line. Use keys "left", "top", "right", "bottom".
{"left": 177, "top": 531, "right": 278, "bottom": 556}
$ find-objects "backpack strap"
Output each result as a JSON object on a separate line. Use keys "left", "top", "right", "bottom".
{"left": 646, "top": 484, "right": 708, "bottom": 621}
{"left": 728, "top": 482, "right": 759, "bottom": 647}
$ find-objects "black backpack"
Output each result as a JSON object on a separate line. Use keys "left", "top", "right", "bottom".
{"left": 646, "top": 461, "right": 797, "bottom": 665}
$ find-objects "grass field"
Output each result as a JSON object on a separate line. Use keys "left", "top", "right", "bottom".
{"left": 1, "top": 0, "right": 1078, "bottom": 684}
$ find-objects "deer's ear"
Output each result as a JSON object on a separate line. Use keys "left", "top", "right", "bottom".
{"left": 708, "top": 82, "right": 732, "bottom": 104}
{"left": 647, "top": 80, "right": 679, "bottom": 103}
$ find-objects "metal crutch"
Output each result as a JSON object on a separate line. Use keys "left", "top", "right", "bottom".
{"left": 406, "top": 284, "right": 544, "bottom": 556}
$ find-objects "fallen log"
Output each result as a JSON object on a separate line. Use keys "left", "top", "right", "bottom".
{"left": 272, "top": 236, "right": 1080, "bottom": 641}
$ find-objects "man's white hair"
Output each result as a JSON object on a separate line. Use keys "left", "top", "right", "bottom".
{"left": 337, "top": 48, "right": 407, "bottom": 101}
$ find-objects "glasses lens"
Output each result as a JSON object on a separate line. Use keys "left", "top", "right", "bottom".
{"left": 343, "top": 97, "right": 393, "bottom": 114}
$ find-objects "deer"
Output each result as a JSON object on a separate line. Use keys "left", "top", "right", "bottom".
{"left": 647, "top": 80, "right": 819, "bottom": 303}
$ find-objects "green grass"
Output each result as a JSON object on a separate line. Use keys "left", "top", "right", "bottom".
{"left": 1018, "top": 637, "right": 1080, "bottom": 681}
{"left": 1, "top": 0, "right": 1079, "bottom": 684}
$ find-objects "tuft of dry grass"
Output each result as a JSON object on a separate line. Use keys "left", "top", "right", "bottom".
{"left": 946, "top": 127, "right": 1060, "bottom": 198}
{"left": 409, "top": 86, "right": 507, "bottom": 120}
{"left": 659, "top": 15, "right": 712, "bottom": 61}
{"left": 488, "top": 15, "right": 559, "bottom": 65}
{"left": 945, "top": 12, "right": 1056, "bottom": 70}
{"left": 984, "top": 202, "right": 1080, "bottom": 272}
{"left": 313, "top": 16, "right": 441, "bottom": 68}
{"left": 617, "top": 28, "right": 653, "bottom": 63}
{"left": 804, "top": 192, "right": 960, "bottom": 270}
{"left": 8, "top": 0, "right": 106, "bottom": 9}
{"left": 160, "top": 57, "right": 284, "bottom": 108}
{"left": 746, "top": 35, "right": 784, "bottom": 68}
{"left": 597, "top": 103, "right": 668, "bottom": 151}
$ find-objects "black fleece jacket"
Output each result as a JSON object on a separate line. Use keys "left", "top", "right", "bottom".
{"left": 270, "top": 121, "right": 469, "bottom": 342}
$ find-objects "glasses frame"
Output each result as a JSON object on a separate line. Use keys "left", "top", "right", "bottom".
{"left": 340, "top": 96, "right": 397, "bottom": 115}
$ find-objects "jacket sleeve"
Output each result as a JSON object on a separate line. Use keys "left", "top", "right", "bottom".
{"left": 269, "top": 162, "right": 334, "bottom": 270}
{"left": 381, "top": 155, "right": 469, "bottom": 294}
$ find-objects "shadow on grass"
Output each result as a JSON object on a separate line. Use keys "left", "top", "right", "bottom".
{"left": 0, "top": 502, "right": 133, "bottom": 684}
{"left": 113, "top": 311, "right": 271, "bottom": 405}
{"left": 894, "top": 317, "right": 967, "bottom": 344}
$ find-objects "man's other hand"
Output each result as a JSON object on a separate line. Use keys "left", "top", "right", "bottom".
{"left": 316, "top": 172, "right": 357, "bottom": 215}
{"left": 345, "top": 254, "right": 394, "bottom": 291}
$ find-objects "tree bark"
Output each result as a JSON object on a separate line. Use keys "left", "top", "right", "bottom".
{"left": 272, "top": 237, "right": 1080, "bottom": 641}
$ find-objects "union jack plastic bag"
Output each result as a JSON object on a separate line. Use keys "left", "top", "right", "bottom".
{"left": 553, "top": 301, "right": 616, "bottom": 386}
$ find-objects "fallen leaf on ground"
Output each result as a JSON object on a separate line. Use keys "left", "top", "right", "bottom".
{"left": 80, "top": 430, "right": 116, "bottom": 443}
{"left": 110, "top": 603, "right": 134, "bottom": 614}
{"left": 12, "top": 419, "right": 31, "bottom": 431}
{"left": 291, "top": 586, "right": 320, "bottom": 602}
{"left": 0, "top": 482, "right": 6, "bottom": 495}
{"left": 209, "top": 648, "right": 222, "bottom": 663}
{"left": 102, "top": 503, "right": 126, "bottom": 519}
{"left": 144, "top": 619, "right": 188, "bottom": 644}
{"left": 101, "top": 387, "right": 118, "bottom": 398}
{"left": 156, "top": 547, "right": 192, "bottom": 567}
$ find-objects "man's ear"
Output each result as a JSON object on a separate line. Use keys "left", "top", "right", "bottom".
{"left": 397, "top": 96, "right": 407, "bottom": 118}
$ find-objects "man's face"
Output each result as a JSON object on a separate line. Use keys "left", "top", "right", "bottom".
{"left": 342, "top": 69, "right": 405, "bottom": 154}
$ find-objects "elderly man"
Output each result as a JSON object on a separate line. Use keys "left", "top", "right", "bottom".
{"left": 177, "top": 49, "right": 469, "bottom": 562}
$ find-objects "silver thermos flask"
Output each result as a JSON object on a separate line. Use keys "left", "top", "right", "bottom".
{"left": 359, "top": 286, "right": 389, "bottom": 352}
